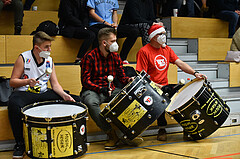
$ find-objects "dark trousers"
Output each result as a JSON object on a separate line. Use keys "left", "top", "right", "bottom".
{"left": 0, "top": 0, "right": 24, "bottom": 26}
{"left": 216, "top": 10, "right": 240, "bottom": 38}
{"left": 89, "top": 24, "right": 139, "bottom": 61}
{"left": 61, "top": 27, "right": 96, "bottom": 59}
{"left": 8, "top": 90, "right": 79, "bottom": 144}
{"left": 23, "top": 0, "right": 35, "bottom": 10}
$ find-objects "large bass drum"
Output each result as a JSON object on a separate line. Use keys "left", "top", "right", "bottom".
{"left": 22, "top": 100, "right": 88, "bottom": 159}
{"left": 166, "top": 78, "right": 230, "bottom": 140}
{"left": 101, "top": 70, "right": 170, "bottom": 140}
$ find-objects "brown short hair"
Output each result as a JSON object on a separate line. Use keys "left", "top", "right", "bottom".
{"left": 33, "top": 31, "right": 54, "bottom": 47}
{"left": 98, "top": 27, "right": 117, "bottom": 44}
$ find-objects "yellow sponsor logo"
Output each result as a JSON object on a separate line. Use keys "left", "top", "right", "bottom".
{"left": 118, "top": 100, "right": 147, "bottom": 128}
{"left": 180, "top": 120, "right": 198, "bottom": 133}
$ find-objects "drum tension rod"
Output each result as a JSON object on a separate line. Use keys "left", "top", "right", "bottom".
{"left": 176, "top": 109, "right": 184, "bottom": 117}
{"left": 192, "top": 96, "right": 200, "bottom": 106}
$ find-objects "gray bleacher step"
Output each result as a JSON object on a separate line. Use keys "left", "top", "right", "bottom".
{"left": 208, "top": 78, "right": 229, "bottom": 88}
{"left": 177, "top": 53, "right": 197, "bottom": 62}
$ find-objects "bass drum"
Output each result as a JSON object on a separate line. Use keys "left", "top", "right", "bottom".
{"left": 22, "top": 100, "right": 88, "bottom": 159}
{"left": 101, "top": 70, "right": 170, "bottom": 140}
{"left": 166, "top": 78, "right": 230, "bottom": 140}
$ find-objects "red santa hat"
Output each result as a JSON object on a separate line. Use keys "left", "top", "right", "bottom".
{"left": 148, "top": 24, "right": 166, "bottom": 40}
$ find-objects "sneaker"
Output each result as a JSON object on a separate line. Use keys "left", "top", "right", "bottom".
{"left": 157, "top": 128, "right": 167, "bottom": 141}
{"left": 120, "top": 136, "right": 143, "bottom": 146}
{"left": 105, "top": 129, "right": 119, "bottom": 150}
{"left": 13, "top": 143, "right": 25, "bottom": 158}
{"left": 73, "top": 59, "right": 81, "bottom": 65}
{"left": 122, "top": 60, "right": 129, "bottom": 64}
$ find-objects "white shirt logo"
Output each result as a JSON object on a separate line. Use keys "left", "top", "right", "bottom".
{"left": 154, "top": 55, "right": 167, "bottom": 71}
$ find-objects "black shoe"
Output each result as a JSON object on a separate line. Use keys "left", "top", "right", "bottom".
{"left": 14, "top": 26, "right": 22, "bottom": 35}
{"left": 13, "top": 143, "right": 25, "bottom": 158}
{"left": 157, "top": 128, "right": 167, "bottom": 141}
{"left": 73, "top": 59, "right": 81, "bottom": 65}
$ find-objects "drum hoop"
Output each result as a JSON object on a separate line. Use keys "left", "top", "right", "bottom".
{"left": 23, "top": 115, "right": 87, "bottom": 124}
{"left": 103, "top": 71, "right": 147, "bottom": 116}
{"left": 22, "top": 100, "right": 88, "bottom": 122}
{"left": 166, "top": 78, "right": 204, "bottom": 112}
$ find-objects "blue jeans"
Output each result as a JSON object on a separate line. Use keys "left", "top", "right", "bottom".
{"left": 187, "top": 0, "right": 195, "bottom": 17}
{"left": 216, "top": 10, "right": 239, "bottom": 38}
{"left": 81, "top": 88, "right": 121, "bottom": 132}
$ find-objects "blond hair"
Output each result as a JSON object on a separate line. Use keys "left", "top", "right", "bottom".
{"left": 33, "top": 31, "right": 54, "bottom": 47}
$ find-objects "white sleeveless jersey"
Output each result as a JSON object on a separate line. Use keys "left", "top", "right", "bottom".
{"left": 14, "top": 50, "right": 53, "bottom": 93}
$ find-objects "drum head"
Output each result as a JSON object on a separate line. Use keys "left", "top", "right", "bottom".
{"left": 23, "top": 103, "right": 86, "bottom": 118}
{"left": 167, "top": 79, "right": 204, "bottom": 112}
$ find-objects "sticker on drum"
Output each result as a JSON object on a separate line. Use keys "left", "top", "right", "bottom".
{"left": 80, "top": 125, "right": 85, "bottom": 135}
{"left": 143, "top": 96, "right": 153, "bottom": 106}
{"left": 117, "top": 99, "right": 147, "bottom": 128}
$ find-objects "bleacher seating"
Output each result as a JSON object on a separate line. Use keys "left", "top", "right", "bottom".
{"left": 0, "top": 64, "right": 178, "bottom": 141}
{"left": 22, "top": 0, "right": 60, "bottom": 11}
{"left": 168, "top": 17, "right": 229, "bottom": 38}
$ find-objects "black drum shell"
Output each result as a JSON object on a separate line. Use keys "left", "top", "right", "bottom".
{"left": 101, "top": 71, "right": 170, "bottom": 140}
{"left": 167, "top": 79, "right": 230, "bottom": 140}
{"left": 22, "top": 100, "right": 88, "bottom": 159}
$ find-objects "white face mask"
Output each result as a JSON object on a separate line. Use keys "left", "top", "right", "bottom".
{"left": 106, "top": 41, "right": 119, "bottom": 52}
{"left": 156, "top": 34, "right": 166, "bottom": 47}
{"left": 38, "top": 46, "right": 51, "bottom": 58}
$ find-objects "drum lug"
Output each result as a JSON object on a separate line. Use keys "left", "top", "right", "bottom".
{"left": 214, "top": 121, "right": 218, "bottom": 125}
{"left": 123, "top": 135, "right": 127, "bottom": 139}
{"left": 49, "top": 153, "right": 53, "bottom": 158}
{"left": 128, "top": 96, "right": 132, "bottom": 100}
{"left": 71, "top": 114, "right": 77, "bottom": 120}
{"left": 131, "top": 130, "right": 135, "bottom": 134}
{"left": 27, "top": 150, "right": 31, "bottom": 154}
{"left": 106, "top": 118, "right": 112, "bottom": 123}
{"left": 47, "top": 126, "right": 51, "bottom": 130}
{"left": 74, "top": 150, "right": 78, "bottom": 155}
{"left": 85, "top": 116, "right": 89, "bottom": 120}
{"left": 162, "top": 99, "right": 166, "bottom": 103}
{"left": 45, "top": 117, "right": 52, "bottom": 122}
{"left": 148, "top": 114, "right": 152, "bottom": 119}
{"left": 77, "top": 145, "right": 83, "bottom": 152}
{"left": 73, "top": 123, "right": 77, "bottom": 128}
{"left": 143, "top": 80, "right": 147, "bottom": 84}
{"left": 25, "top": 123, "right": 29, "bottom": 127}
{"left": 112, "top": 112, "right": 116, "bottom": 115}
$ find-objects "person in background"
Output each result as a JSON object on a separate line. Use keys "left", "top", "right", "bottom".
{"left": 0, "top": 0, "right": 24, "bottom": 34}
{"left": 8, "top": 31, "right": 76, "bottom": 158}
{"left": 119, "top": 0, "right": 163, "bottom": 46}
{"left": 87, "top": 0, "right": 139, "bottom": 64}
{"left": 58, "top": 0, "right": 96, "bottom": 65}
{"left": 80, "top": 27, "right": 142, "bottom": 150}
{"left": 136, "top": 24, "right": 207, "bottom": 141}
{"left": 214, "top": 0, "right": 240, "bottom": 38}
{"left": 23, "top": 0, "right": 35, "bottom": 10}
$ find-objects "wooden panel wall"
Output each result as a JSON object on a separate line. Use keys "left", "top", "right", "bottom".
{"left": 0, "top": 36, "right": 5, "bottom": 64}
{"left": 198, "top": 38, "right": 232, "bottom": 61}
{"left": 171, "top": 17, "right": 229, "bottom": 38}
{"left": 229, "top": 62, "right": 240, "bottom": 87}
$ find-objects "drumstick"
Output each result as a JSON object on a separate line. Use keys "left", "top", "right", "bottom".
{"left": 107, "top": 75, "right": 114, "bottom": 88}
{"left": 36, "top": 68, "right": 52, "bottom": 81}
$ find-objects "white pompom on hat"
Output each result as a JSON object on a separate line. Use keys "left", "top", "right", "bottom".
{"left": 148, "top": 24, "right": 166, "bottom": 40}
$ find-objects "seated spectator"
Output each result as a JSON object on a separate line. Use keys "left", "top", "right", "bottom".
{"left": 119, "top": 0, "right": 163, "bottom": 46}
{"left": 23, "top": 0, "right": 34, "bottom": 10}
{"left": 87, "top": 0, "right": 139, "bottom": 64}
{"left": 0, "top": 0, "right": 24, "bottom": 34}
{"left": 58, "top": 0, "right": 96, "bottom": 65}
{"left": 214, "top": 0, "right": 240, "bottom": 38}
{"left": 162, "top": 0, "right": 182, "bottom": 17}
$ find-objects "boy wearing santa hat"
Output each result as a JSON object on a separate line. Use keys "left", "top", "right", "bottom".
{"left": 136, "top": 24, "right": 207, "bottom": 141}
